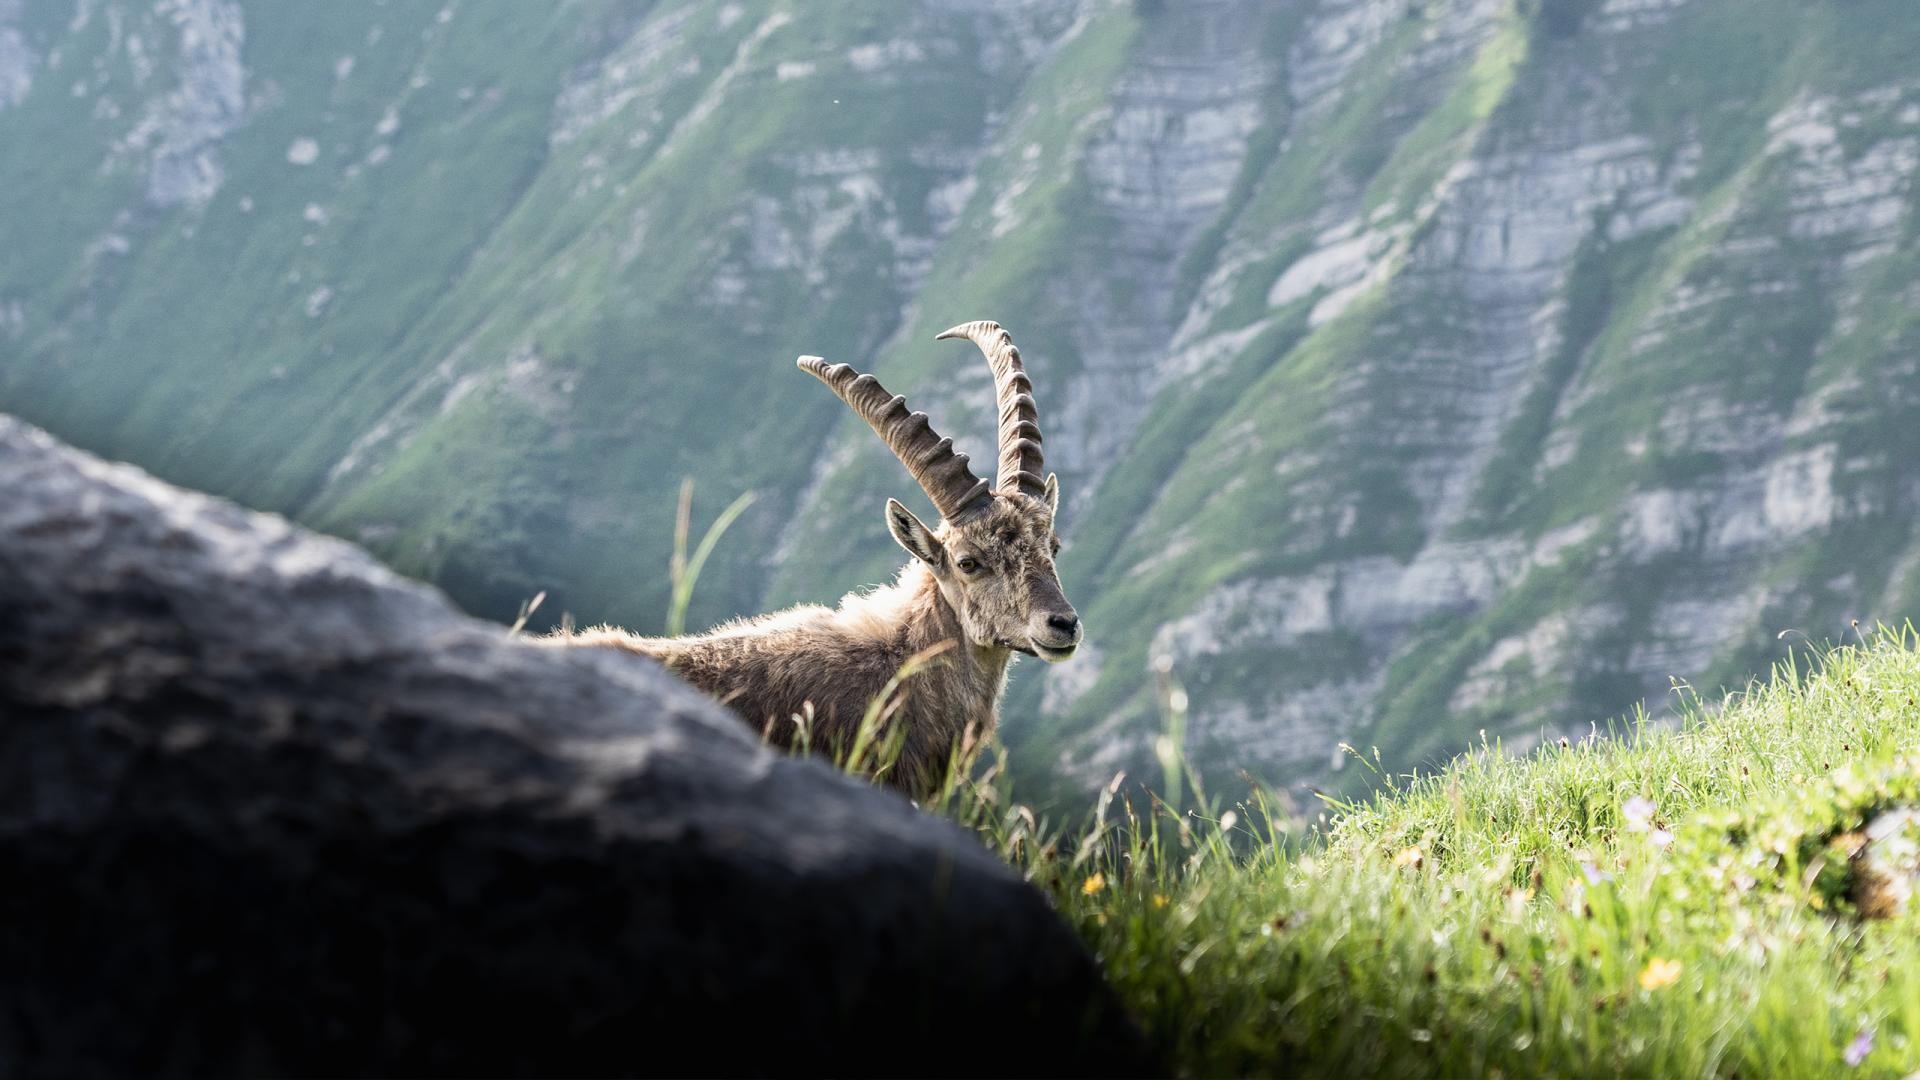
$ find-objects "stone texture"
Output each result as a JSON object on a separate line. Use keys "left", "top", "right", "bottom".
{"left": 118, "top": 0, "right": 248, "bottom": 207}
{"left": 0, "top": 417, "right": 1149, "bottom": 1077}
{"left": 1851, "top": 808, "right": 1920, "bottom": 920}
{"left": 0, "top": 0, "right": 33, "bottom": 113}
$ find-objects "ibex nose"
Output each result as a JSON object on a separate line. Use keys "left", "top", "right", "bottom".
{"left": 1047, "top": 613, "right": 1080, "bottom": 638}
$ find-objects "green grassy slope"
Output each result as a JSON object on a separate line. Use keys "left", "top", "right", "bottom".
{"left": 948, "top": 632, "right": 1920, "bottom": 1077}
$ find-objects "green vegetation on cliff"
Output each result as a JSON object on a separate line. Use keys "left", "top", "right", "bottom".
{"left": 6, "top": 0, "right": 1920, "bottom": 802}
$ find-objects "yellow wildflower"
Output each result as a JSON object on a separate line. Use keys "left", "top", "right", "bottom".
{"left": 1151, "top": 893, "right": 1171, "bottom": 909}
{"left": 1082, "top": 872, "right": 1107, "bottom": 896}
{"left": 1393, "top": 845, "right": 1425, "bottom": 869}
{"left": 1638, "top": 957, "right": 1683, "bottom": 991}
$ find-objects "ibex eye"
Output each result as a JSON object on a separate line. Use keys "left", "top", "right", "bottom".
{"left": 957, "top": 556, "right": 980, "bottom": 574}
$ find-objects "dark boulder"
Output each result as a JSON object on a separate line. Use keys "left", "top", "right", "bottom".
{"left": 0, "top": 418, "right": 1149, "bottom": 1077}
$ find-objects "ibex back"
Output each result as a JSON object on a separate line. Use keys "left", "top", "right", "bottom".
{"left": 553, "top": 322, "right": 1081, "bottom": 798}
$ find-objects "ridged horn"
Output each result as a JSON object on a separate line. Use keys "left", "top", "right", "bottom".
{"left": 798, "top": 355, "right": 992, "bottom": 523}
{"left": 934, "top": 320, "right": 1045, "bottom": 499}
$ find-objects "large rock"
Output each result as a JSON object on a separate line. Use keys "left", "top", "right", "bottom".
{"left": 0, "top": 418, "right": 1149, "bottom": 1077}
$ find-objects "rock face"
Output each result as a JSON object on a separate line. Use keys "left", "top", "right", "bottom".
{"left": 7, "top": 1, "right": 1920, "bottom": 801}
{"left": 0, "top": 418, "right": 1148, "bottom": 1077}
{"left": 0, "top": 0, "right": 34, "bottom": 113}
{"left": 1851, "top": 808, "right": 1920, "bottom": 920}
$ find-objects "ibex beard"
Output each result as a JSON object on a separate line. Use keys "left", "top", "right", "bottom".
{"left": 549, "top": 321, "right": 1081, "bottom": 799}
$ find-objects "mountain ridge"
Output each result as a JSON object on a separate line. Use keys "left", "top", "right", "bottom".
{"left": 5, "top": 0, "right": 1918, "bottom": 798}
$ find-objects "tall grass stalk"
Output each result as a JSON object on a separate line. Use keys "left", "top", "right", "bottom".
{"left": 666, "top": 478, "right": 757, "bottom": 637}
{"left": 836, "top": 640, "right": 955, "bottom": 786}
{"left": 507, "top": 589, "right": 546, "bottom": 637}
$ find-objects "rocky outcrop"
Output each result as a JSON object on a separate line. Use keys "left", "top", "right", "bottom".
{"left": 0, "top": 418, "right": 1148, "bottom": 1077}
{"left": 113, "top": 0, "right": 248, "bottom": 207}
{"left": 0, "top": 0, "right": 33, "bottom": 113}
{"left": 1026, "top": 3, "right": 1920, "bottom": 794}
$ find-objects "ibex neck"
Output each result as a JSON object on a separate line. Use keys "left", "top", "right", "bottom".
{"left": 897, "top": 561, "right": 1013, "bottom": 690}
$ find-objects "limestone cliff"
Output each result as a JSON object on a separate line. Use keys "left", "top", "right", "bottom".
{"left": 3, "top": 0, "right": 1916, "bottom": 797}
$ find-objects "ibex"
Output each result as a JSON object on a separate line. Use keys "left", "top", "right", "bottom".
{"left": 557, "top": 322, "right": 1082, "bottom": 797}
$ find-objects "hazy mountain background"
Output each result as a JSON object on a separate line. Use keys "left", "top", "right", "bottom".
{"left": 5, "top": 0, "right": 1919, "bottom": 801}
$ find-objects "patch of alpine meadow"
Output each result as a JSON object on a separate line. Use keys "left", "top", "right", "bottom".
{"left": 915, "top": 629, "right": 1920, "bottom": 1076}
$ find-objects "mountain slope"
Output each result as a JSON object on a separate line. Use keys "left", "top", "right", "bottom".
{"left": 5, "top": 0, "right": 1919, "bottom": 799}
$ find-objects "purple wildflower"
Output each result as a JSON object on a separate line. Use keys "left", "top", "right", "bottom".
{"left": 1623, "top": 796, "right": 1656, "bottom": 832}
{"left": 1844, "top": 1028, "right": 1874, "bottom": 1067}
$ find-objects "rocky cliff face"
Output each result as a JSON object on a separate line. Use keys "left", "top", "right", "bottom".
{"left": 3, "top": 0, "right": 1917, "bottom": 800}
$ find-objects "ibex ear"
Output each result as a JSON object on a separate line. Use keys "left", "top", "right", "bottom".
{"left": 886, "top": 498, "right": 943, "bottom": 565}
{"left": 1042, "top": 472, "right": 1061, "bottom": 517}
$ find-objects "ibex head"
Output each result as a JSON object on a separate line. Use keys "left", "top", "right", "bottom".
{"left": 799, "top": 321, "right": 1082, "bottom": 662}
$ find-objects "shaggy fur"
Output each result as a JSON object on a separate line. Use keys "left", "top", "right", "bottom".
{"left": 552, "top": 489, "right": 1079, "bottom": 798}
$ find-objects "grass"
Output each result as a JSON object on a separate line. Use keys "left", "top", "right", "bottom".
{"left": 887, "top": 627, "right": 1920, "bottom": 1077}
{"left": 555, "top": 419, "right": 1920, "bottom": 1076}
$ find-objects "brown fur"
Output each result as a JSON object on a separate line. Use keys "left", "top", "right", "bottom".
{"left": 547, "top": 489, "right": 1080, "bottom": 799}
